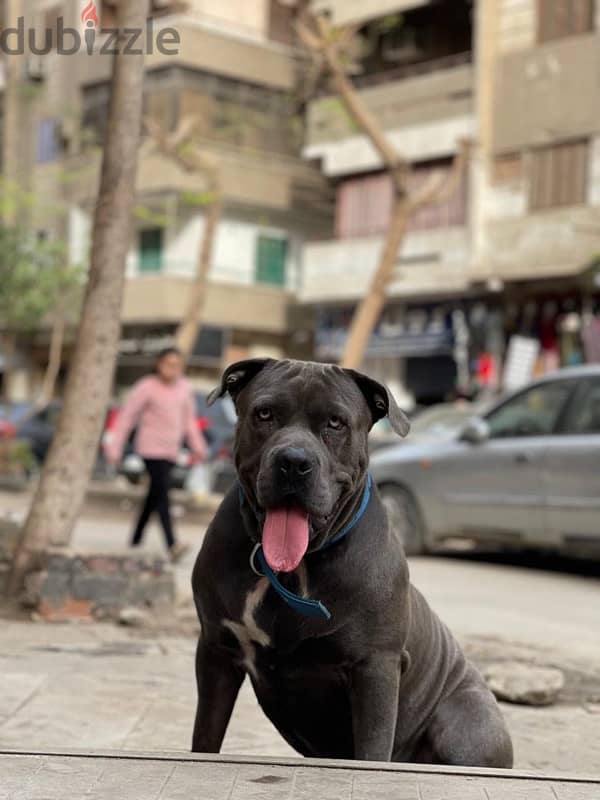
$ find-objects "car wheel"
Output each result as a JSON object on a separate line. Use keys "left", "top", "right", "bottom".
{"left": 379, "top": 484, "right": 426, "bottom": 556}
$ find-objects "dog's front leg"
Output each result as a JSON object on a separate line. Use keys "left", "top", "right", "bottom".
{"left": 191, "top": 635, "right": 244, "bottom": 753}
{"left": 350, "top": 653, "right": 401, "bottom": 761}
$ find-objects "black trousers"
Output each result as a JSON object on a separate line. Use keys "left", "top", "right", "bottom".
{"left": 132, "top": 458, "right": 176, "bottom": 549}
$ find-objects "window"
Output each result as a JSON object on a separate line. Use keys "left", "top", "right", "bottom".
{"left": 37, "top": 119, "right": 60, "bottom": 163}
{"left": 336, "top": 173, "right": 394, "bottom": 239}
{"left": 538, "top": 0, "right": 594, "bottom": 43}
{"left": 81, "top": 83, "right": 111, "bottom": 147}
{"left": 530, "top": 140, "right": 588, "bottom": 210}
{"left": 563, "top": 379, "right": 600, "bottom": 433}
{"left": 255, "top": 236, "right": 287, "bottom": 286}
{"left": 486, "top": 381, "right": 573, "bottom": 439}
{"left": 138, "top": 229, "right": 163, "bottom": 273}
{"left": 335, "top": 160, "right": 467, "bottom": 239}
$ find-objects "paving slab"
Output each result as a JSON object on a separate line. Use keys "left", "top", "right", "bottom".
{"left": 0, "top": 750, "right": 598, "bottom": 800}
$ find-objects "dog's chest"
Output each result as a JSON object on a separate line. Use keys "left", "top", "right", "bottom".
{"left": 221, "top": 566, "right": 313, "bottom": 678}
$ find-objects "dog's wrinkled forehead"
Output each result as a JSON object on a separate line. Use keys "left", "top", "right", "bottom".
{"left": 209, "top": 358, "right": 410, "bottom": 437}
{"left": 242, "top": 361, "right": 364, "bottom": 413}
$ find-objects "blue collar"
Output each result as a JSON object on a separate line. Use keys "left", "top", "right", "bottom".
{"left": 240, "top": 474, "right": 372, "bottom": 622}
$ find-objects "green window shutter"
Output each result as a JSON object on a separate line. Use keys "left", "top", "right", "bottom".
{"left": 139, "top": 228, "right": 163, "bottom": 273}
{"left": 255, "top": 235, "right": 287, "bottom": 286}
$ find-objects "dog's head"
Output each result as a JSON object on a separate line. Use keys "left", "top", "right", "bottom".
{"left": 209, "top": 359, "right": 409, "bottom": 571}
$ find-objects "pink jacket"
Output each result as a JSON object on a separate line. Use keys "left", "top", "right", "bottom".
{"left": 106, "top": 375, "right": 206, "bottom": 463}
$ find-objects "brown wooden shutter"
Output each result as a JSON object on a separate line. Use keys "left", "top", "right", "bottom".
{"left": 336, "top": 173, "right": 393, "bottom": 238}
{"left": 530, "top": 140, "right": 588, "bottom": 209}
{"left": 538, "top": 0, "right": 594, "bottom": 42}
{"left": 408, "top": 161, "right": 467, "bottom": 231}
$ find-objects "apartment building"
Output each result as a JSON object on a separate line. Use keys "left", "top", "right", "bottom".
{"left": 299, "top": 0, "right": 600, "bottom": 405}
{"left": 1, "top": 0, "right": 329, "bottom": 396}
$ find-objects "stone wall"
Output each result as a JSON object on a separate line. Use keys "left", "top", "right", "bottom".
{"left": 0, "top": 522, "right": 176, "bottom": 622}
{"left": 25, "top": 551, "right": 176, "bottom": 622}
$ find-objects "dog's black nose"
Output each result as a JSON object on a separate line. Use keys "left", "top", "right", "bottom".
{"left": 277, "top": 447, "right": 313, "bottom": 479}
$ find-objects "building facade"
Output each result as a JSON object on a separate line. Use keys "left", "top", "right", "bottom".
{"left": 3, "top": 0, "right": 600, "bottom": 404}
{"left": 299, "top": 0, "right": 600, "bottom": 407}
{"left": 1, "top": 0, "right": 329, "bottom": 398}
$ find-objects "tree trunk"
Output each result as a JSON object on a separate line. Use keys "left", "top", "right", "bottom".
{"left": 340, "top": 199, "right": 410, "bottom": 369}
{"left": 0, "top": 332, "right": 16, "bottom": 404}
{"left": 9, "top": 0, "right": 149, "bottom": 593}
{"left": 175, "top": 195, "right": 223, "bottom": 360}
{"left": 35, "top": 305, "right": 66, "bottom": 411}
{"left": 296, "top": 9, "right": 469, "bottom": 371}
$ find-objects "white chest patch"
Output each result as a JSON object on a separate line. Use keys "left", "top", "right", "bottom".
{"left": 222, "top": 578, "right": 271, "bottom": 679}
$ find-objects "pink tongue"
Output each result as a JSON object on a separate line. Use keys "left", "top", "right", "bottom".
{"left": 262, "top": 508, "right": 309, "bottom": 573}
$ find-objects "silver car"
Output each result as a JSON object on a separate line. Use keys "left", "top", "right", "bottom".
{"left": 371, "top": 366, "right": 600, "bottom": 556}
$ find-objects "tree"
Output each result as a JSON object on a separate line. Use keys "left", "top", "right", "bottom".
{"left": 293, "top": 5, "right": 470, "bottom": 369}
{"left": 10, "top": 0, "right": 149, "bottom": 592}
{"left": 144, "top": 115, "right": 223, "bottom": 361}
{"left": 0, "top": 227, "right": 79, "bottom": 406}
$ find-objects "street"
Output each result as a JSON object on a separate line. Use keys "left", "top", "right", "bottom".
{"left": 1, "top": 491, "right": 600, "bottom": 775}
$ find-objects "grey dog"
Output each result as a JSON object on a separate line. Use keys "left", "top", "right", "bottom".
{"left": 191, "top": 358, "right": 513, "bottom": 766}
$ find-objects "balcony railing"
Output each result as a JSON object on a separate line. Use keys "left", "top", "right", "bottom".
{"left": 352, "top": 50, "right": 473, "bottom": 90}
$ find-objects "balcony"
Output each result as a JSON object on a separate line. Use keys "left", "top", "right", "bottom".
{"left": 121, "top": 274, "right": 290, "bottom": 333}
{"left": 74, "top": 18, "right": 297, "bottom": 91}
{"left": 299, "top": 226, "right": 471, "bottom": 304}
{"left": 304, "top": 59, "right": 474, "bottom": 175}
{"left": 313, "top": 1, "right": 460, "bottom": 34}
{"left": 478, "top": 205, "right": 600, "bottom": 282}
{"left": 62, "top": 141, "right": 327, "bottom": 215}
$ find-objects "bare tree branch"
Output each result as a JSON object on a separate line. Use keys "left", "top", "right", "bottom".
{"left": 408, "top": 140, "right": 472, "bottom": 213}
{"left": 289, "top": 1, "right": 472, "bottom": 369}
{"left": 144, "top": 116, "right": 219, "bottom": 187}
{"left": 144, "top": 115, "right": 223, "bottom": 361}
{"left": 295, "top": 18, "right": 324, "bottom": 52}
{"left": 298, "top": 13, "right": 408, "bottom": 189}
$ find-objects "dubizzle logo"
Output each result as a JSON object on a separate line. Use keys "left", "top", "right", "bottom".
{"left": 0, "top": 0, "right": 180, "bottom": 56}
{"left": 81, "top": 1, "right": 100, "bottom": 29}
{"left": 81, "top": 1, "right": 99, "bottom": 54}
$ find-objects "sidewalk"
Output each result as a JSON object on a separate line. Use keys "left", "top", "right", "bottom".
{"left": 0, "top": 619, "right": 293, "bottom": 759}
{"left": 1, "top": 488, "right": 600, "bottom": 774}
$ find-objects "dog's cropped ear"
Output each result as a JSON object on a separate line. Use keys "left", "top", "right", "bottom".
{"left": 207, "top": 358, "right": 274, "bottom": 406}
{"left": 344, "top": 368, "right": 410, "bottom": 437}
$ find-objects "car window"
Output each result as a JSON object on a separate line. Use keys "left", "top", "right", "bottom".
{"left": 486, "top": 381, "right": 573, "bottom": 439}
{"left": 562, "top": 379, "right": 600, "bottom": 434}
{"left": 410, "top": 406, "right": 473, "bottom": 436}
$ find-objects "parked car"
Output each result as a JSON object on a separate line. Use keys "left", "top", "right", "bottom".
{"left": 0, "top": 401, "right": 62, "bottom": 464}
{"left": 369, "top": 402, "right": 475, "bottom": 452}
{"left": 371, "top": 366, "right": 600, "bottom": 557}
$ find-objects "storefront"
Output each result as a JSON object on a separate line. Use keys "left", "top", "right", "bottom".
{"left": 315, "top": 302, "right": 464, "bottom": 407}
{"left": 314, "top": 273, "right": 600, "bottom": 407}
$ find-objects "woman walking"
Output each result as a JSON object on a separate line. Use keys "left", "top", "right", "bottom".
{"left": 104, "top": 347, "right": 207, "bottom": 562}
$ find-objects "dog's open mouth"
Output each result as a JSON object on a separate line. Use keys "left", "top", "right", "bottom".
{"left": 262, "top": 508, "right": 309, "bottom": 573}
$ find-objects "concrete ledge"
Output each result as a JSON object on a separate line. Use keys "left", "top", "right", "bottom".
{"left": 0, "top": 749, "right": 598, "bottom": 799}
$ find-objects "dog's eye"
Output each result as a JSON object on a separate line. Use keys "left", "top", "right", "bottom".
{"left": 328, "top": 415, "right": 344, "bottom": 430}
{"left": 256, "top": 407, "right": 273, "bottom": 422}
